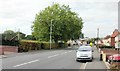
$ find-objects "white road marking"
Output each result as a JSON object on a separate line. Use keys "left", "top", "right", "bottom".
{"left": 48, "top": 56, "right": 53, "bottom": 58}
{"left": 83, "top": 62, "right": 88, "bottom": 69}
{"left": 13, "top": 59, "right": 39, "bottom": 67}
{"left": 61, "top": 52, "right": 67, "bottom": 55}
{"left": 80, "top": 63, "right": 84, "bottom": 69}
{"left": 104, "top": 62, "right": 110, "bottom": 69}
{"left": 80, "top": 62, "right": 88, "bottom": 69}
{"left": 48, "top": 54, "right": 59, "bottom": 58}
{"left": 53, "top": 54, "right": 59, "bottom": 56}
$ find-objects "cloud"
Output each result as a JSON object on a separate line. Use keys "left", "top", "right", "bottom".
{"left": 0, "top": 0, "right": 119, "bottom": 37}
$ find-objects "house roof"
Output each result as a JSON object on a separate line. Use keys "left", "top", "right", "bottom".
{"left": 99, "top": 40, "right": 103, "bottom": 43}
{"left": 111, "top": 29, "right": 120, "bottom": 38}
{"left": 104, "top": 35, "right": 111, "bottom": 39}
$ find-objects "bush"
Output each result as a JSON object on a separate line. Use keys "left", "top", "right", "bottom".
{"left": 1, "top": 39, "right": 19, "bottom": 46}
{"left": 18, "top": 40, "right": 68, "bottom": 52}
{"left": 18, "top": 40, "right": 40, "bottom": 52}
{"left": 58, "top": 42, "right": 67, "bottom": 48}
{"left": 99, "top": 45, "right": 115, "bottom": 49}
{"left": 40, "top": 42, "right": 67, "bottom": 49}
{"left": 41, "top": 42, "right": 58, "bottom": 49}
{"left": 110, "top": 63, "right": 120, "bottom": 71}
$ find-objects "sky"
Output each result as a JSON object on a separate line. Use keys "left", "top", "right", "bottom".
{"left": 0, "top": 0, "right": 119, "bottom": 38}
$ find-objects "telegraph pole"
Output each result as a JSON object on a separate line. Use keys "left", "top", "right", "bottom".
{"left": 18, "top": 28, "right": 20, "bottom": 40}
{"left": 97, "top": 28, "right": 99, "bottom": 49}
{"left": 50, "top": 20, "right": 53, "bottom": 50}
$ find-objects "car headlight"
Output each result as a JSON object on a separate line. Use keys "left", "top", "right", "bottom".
{"left": 76, "top": 52, "right": 81, "bottom": 57}
{"left": 88, "top": 54, "right": 92, "bottom": 57}
{"left": 76, "top": 53, "right": 80, "bottom": 57}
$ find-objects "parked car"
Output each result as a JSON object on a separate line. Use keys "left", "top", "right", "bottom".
{"left": 76, "top": 45, "right": 94, "bottom": 62}
{"left": 108, "top": 54, "right": 120, "bottom": 63}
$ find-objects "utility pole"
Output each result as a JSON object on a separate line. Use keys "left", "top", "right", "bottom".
{"left": 17, "top": 28, "right": 20, "bottom": 51}
{"left": 50, "top": 9, "right": 54, "bottom": 50}
{"left": 50, "top": 20, "right": 53, "bottom": 50}
{"left": 97, "top": 28, "right": 99, "bottom": 49}
{"left": 18, "top": 28, "right": 20, "bottom": 40}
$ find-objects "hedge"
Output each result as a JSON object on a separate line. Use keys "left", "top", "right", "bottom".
{"left": 99, "top": 45, "right": 115, "bottom": 49}
{"left": 41, "top": 42, "right": 58, "bottom": 49}
{"left": 0, "top": 39, "right": 19, "bottom": 46}
{"left": 18, "top": 40, "right": 68, "bottom": 52}
{"left": 41, "top": 42, "right": 67, "bottom": 49}
{"left": 18, "top": 40, "right": 40, "bottom": 52}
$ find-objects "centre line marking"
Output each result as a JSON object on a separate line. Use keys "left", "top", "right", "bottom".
{"left": 13, "top": 59, "right": 39, "bottom": 67}
{"left": 83, "top": 62, "right": 88, "bottom": 69}
{"left": 53, "top": 54, "right": 59, "bottom": 56}
{"left": 80, "top": 62, "right": 88, "bottom": 69}
{"left": 80, "top": 63, "right": 85, "bottom": 69}
{"left": 61, "top": 52, "right": 67, "bottom": 55}
{"left": 48, "top": 56, "right": 53, "bottom": 58}
{"left": 48, "top": 54, "right": 59, "bottom": 58}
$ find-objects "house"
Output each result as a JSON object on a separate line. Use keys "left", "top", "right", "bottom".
{"left": 111, "top": 29, "right": 120, "bottom": 48}
{"left": 94, "top": 39, "right": 103, "bottom": 45}
{"left": 102, "top": 35, "right": 111, "bottom": 46}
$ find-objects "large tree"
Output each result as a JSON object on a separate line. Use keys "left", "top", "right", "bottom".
{"left": 2, "top": 30, "right": 26, "bottom": 40}
{"left": 32, "top": 3, "right": 83, "bottom": 42}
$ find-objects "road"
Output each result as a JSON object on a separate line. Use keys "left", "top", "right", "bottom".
{"left": 2, "top": 45, "right": 108, "bottom": 70}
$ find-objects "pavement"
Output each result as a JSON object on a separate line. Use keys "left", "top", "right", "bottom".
{"left": 83, "top": 46, "right": 107, "bottom": 69}
{"left": 2, "top": 45, "right": 109, "bottom": 69}
{"left": 0, "top": 52, "right": 17, "bottom": 59}
{"left": 0, "top": 55, "right": 7, "bottom": 59}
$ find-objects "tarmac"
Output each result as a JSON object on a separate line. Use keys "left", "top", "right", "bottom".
{"left": 0, "top": 52, "right": 17, "bottom": 59}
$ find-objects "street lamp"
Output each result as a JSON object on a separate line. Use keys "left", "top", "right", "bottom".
{"left": 50, "top": 19, "right": 53, "bottom": 50}
{"left": 97, "top": 28, "right": 99, "bottom": 49}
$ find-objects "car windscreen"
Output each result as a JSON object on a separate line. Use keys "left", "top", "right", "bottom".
{"left": 78, "top": 47, "right": 92, "bottom": 51}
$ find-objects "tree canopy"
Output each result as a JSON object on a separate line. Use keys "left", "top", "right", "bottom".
{"left": 1, "top": 30, "right": 26, "bottom": 40}
{"left": 32, "top": 3, "right": 84, "bottom": 42}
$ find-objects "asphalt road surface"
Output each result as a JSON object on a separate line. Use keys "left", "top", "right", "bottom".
{"left": 2, "top": 45, "right": 107, "bottom": 69}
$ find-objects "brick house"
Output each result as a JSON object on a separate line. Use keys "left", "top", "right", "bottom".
{"left": 102, "top": 35, "right": 111, "bottom": 46}
{"left": 111, "top": 29, "right": 120, "bottom": 48}
{"left": 98, "top": 40, "right": 103, "bottom": 45}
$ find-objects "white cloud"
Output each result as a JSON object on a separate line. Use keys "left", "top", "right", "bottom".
{"left": 0, "top": 0, "right": 119, "bottom": 37}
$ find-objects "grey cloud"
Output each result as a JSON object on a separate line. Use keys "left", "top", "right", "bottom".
{"left": 0, "top": 0, "right": 118, "bottom": 37}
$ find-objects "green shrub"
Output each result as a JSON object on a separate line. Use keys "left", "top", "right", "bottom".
{"left": 1, "top": 39, "right": 19, "bottom": 46}
{"left": 58, "top": 42, "right": 67, "bottom": 48}
{"left": 99, "top": 45, "right": 115, "bottom": 49}
{"left": 18, "top": 40, "right": 40, "bottom": 52}
{"left": 40, "top": 42, "right": 67, "bottom": 49}
{"left": 18, "top": 40, "right": 68, "bottom": 52}
{"left": 41, "top": 42, "right": 58, "bottom": 49}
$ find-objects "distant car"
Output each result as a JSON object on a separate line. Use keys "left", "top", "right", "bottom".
{"left": 108, "top": 54, "right": 120, "bottom": 63}
{"left": 76, "top": 45, "right": 94, "bottom": 62}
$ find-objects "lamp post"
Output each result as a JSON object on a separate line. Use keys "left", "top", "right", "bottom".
{"left": 18, "top": 28, "right": 20, "bottom": 40}
{"left": 97, "top": 28, "right": 99, "bottom": 49}
{"left": 50, "top": 19, "right": 53, "bottom": 50}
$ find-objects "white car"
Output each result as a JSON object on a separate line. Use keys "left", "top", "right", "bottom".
{"left": 76, "top": 45, "right": 94, "bottom": 62}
